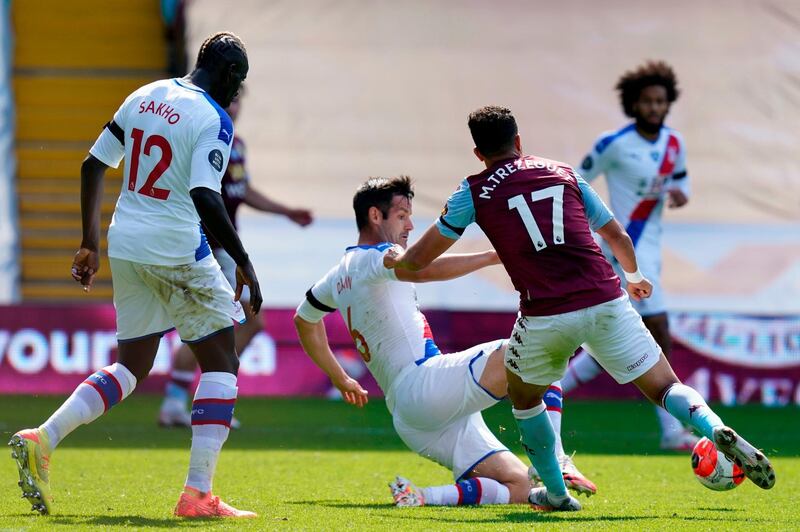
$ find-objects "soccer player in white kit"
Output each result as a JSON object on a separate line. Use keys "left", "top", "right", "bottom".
{"left": 9, "top": 32, "right": 261, "bottom": 518}
{"left": 294, "top": 177, "right": 596, "bottom": 508}
{"left": 561, "top": 61, "right": 697, "bottom": 450}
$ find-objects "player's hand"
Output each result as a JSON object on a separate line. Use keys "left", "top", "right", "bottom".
{"left": 334, "top": 375, "right": 369, "bottom": 407}
{"left": 71, "top": 247, "right": 99, "bottom": 292}
{"left": 626, "top": 278, "right": 653, "bottom": 301}
{"left": 383, "top": 246, "right": 404, "bottom": 269}
{"left": 235, "top": 261, "right": 263, "bottom": 314}
{"left": 668, "top": 189, "right": 688, "bottom": 208}
{"left": 287, "top": 208, "right": 314, "bottom": 227}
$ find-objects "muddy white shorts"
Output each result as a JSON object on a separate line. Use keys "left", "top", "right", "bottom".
{"left": 387, "top": 339, "right": 510, "bottom": 481}
{"left": 110, "top": 255, "right": 245, "bottom": 343}
{"left": 506, "top": 294, "right": 661, "bottom": 386}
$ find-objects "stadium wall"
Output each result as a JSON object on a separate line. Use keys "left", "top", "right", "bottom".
{"left": 0, "top": 305, "right": 798, "bottom": 406}
{"left": 0, "top": 0, "right": 18, "bottom": 303}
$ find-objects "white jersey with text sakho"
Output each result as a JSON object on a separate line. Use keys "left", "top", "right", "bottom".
{"left": 89, "top": 78, "right": 233, "bottom": 265}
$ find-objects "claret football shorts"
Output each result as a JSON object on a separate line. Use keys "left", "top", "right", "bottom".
{"left": 506, "top": 294, "right": 661, "bottom": 385}
{"left": 111, "top": 255, "right": 245, "bottom": 343}
{"left": 388, "top": 340, "right": 510, "bottom": 481}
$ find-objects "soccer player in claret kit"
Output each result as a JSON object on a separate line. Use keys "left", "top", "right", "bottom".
{"left": 385, "top": 106, "right": 775, "bottom": 511}
{"left": 294, "top": 176, "right": 596, "bottom": 509}
{"left": 562, "top": 61, "right": 697, "bottom": 450}
{"left": 9, "top": 32, "right": 262, "bottom": 518}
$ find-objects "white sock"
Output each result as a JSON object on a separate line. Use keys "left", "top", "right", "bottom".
{"left": 40, "top": 363, "right": 136, "bottom": 449}
{"left": 544, "top": 382, "right": 565, "bottom": 458}
{"left": 561, "top": 350, "right": 602, "bottom": 393}
{"left": 656, "top": 405, "right": 687, "bottom": 438}
{"left": 185, "top": 372, "right": 237, "bottom": 494}
{"left": 421, "top": 477, "right": 510, "bottom": 505}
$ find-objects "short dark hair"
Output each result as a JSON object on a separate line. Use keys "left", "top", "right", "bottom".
{"left": 195, "top": 31, "right": 247, "bottom": 71}
{"left": 616, "top": 60, "right": 680, "bottom": 117}
{"left": 353, "top": 176, "right": 414, "bottom": 231}
{"left": 468, "top": 106, "right": 518, "bottom": 156}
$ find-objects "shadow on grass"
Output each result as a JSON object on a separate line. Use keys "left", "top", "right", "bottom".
{"left": 8, "top": 514, "right": 207, "bottom": 528}
{"left": 289, "top": 501, "right": 771, "bottom": 525}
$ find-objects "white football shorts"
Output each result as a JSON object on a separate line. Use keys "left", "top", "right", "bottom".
{"left": 111, "top": 255, "right": 245, "bottom": 343}
{"left": 387, "top": 339, "right": 510, "bottom": 481}
{"left": 506, "top": 294, "right": 661, "bottom": 385}
{"left": 213, "top": 247, "right": 250, "bottom": 302}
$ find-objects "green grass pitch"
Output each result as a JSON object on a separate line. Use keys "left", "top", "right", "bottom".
{"left": 0, "top": 395, "right": 796, "bottom": 530}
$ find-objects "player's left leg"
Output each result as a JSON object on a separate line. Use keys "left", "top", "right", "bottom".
{"left": 484, "top": 343, "right": 596, "bottom": 496}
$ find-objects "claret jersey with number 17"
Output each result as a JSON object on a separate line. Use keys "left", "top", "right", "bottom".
{"left": 89, "top": 78, "right": 233, "bottom": 266}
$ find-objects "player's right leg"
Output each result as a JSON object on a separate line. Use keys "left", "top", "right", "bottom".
{"left": 633, "top": 356, "right": 775, "bottom": 489}
{"left": 585, "top": 295, "right": 775, "bottom": 490}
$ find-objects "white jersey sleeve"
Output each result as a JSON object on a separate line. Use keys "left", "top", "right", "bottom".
{"left": 189, "top": 115, "right": 233, "bottom": 193}
{"left": 578, "top": 130, "right": 619, "bottom": 182}
{"left": 89, "top": 96, "right": 135, "bottom": 169}
{"left": 296, "top": 265, "right": 339, "bottom": 323}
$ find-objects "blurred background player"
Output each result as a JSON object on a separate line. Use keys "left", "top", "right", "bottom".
{"left": 294, "top": 176, "right": 595, "bottom": 509}
{"left": 387, "top": 106, "right": 775, "bottom": 511}
{"left": 158, "top": 86, "right": 313, "bottom": 428}
{"left": 9, "top": 32, "right": 263, "bottom": 518}
{"left": 561, "top": 60, "right": 696, "bottom": 451}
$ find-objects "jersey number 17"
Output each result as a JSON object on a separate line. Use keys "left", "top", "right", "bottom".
{"left": 508, "top": 184, "right": 565, "bottom": 252}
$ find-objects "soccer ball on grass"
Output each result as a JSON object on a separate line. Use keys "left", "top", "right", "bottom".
{"left": 691, "top": 436, "right": 745, "bottom": 491}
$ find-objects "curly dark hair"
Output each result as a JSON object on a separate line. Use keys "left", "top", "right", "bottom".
{"left": 353, "top": 176, "right": 414, "bottom": 231}
{"left": 468, "top": 106, "right": 518, "bottom": 156}
{"left": 195, "top": 31, "right": 247, "bottom": 71}
{"left": 616, "top": 60, "right": 680, "bottom": 117}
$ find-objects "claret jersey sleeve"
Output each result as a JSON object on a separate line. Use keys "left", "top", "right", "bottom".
{"left": 436, "top": 178, "right": 475, "bottom": 240}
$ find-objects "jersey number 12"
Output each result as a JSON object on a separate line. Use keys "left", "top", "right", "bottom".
{"left": 128, "top": 128, "right": 172, "bottom": 200}
{"left": 508, "top": 185, "right": 564, "bottom": 252}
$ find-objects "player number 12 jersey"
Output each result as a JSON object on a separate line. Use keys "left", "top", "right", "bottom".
{"left": 89, "top": 78, "right": 233, "bottom": 265}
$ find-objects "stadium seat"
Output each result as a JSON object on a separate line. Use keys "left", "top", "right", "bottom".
{"left": 13, "top": 0, "right": 167, "bottom": 301}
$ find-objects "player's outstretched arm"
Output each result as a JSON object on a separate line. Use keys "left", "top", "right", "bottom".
{"left": 244, "top": 185, "right": 313, "bottom": 226}
{"left": 191, "top": 186, "right": 263, "bottom": 313}
{"left": 384, "top": 224, "right": 456, "bottom": 271}
{"left": 596, "top": 219, "right": 652, "bottom": 301}
{"left": 293, "top": 314, "right": 368, "bottom": 407}
{"left": 394, "top": 250, "right": 499, "bottom": 283}
{"left": 71, "top": 155, "right": 109, "bottom": 290}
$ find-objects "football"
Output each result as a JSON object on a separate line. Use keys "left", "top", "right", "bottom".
{"left": 691, "top": 437, "right": 746, "bottom": 491}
